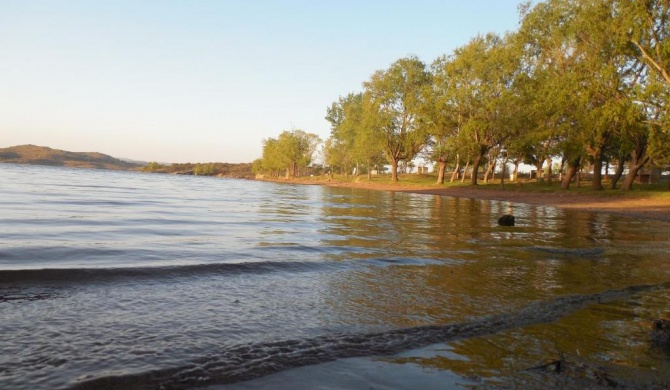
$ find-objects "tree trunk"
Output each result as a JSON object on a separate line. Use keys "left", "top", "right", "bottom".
{"left": 484, "top": 160, "right": 494, "bottom": 184}
{"left": 609, "top": 158, "right": 625, "bottom": 189}
{"left": 367, "top": 159, "right": 372, "bottom": 181}
{"left": 535, "top": 159, "right": 544, "bottom": 182}
{"left": 561, "top": 157, "right": 581, "bottom": 190}
{"left": 591, "top": 149, "right": 605, "bottom": 190}
{"left": 436, "top": 160, "right": 447, "bottom": 184}
{"left": 621, "top": 160, "right": 648, "bottom": 191}
{"left": 461, "top": 160, "right": 470, "bottom": 183}
{"left": 513, "top": 161, "right": 519, "bottom": 182}
{"left": 621, "top": 137, "right": 650, "bottom": 191}
{"left": 545, "top": 156, "right": 553, "bottom": 184}
{"left": 391, "top": 159, "right": 399, "bottom": 183}
{"left": 471, "top": 153, "right": 484, "bottom": 186}
{"left": 576, "top": 168, "right": 582, "bottom": 187}
{"left": 484, "top": 157, "right": 497, "bottom": 183}
{"left": 500, "top": 156, "right": 509, "bottom": 188}
{"left": 621, "top": 150, "right": 650, "bottom": 191}
{"left": 450, "top": 160, "right": 460, "bottom": 182}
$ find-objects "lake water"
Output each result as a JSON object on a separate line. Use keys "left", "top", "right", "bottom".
{"left": 1, "top": 164, "right": 670, "bottom": 389}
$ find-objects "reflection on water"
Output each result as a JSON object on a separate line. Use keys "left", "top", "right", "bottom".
{"left": 386, "top": 287, "right": 670, "bottom": 388}
{"left": 1, "top": 165, "right": 669, "bottom": 389}
{"left": 315, "top": 187, "right": 670, "bottom": 388}
{"left": 318, "top": 187, "right": 670, "bottom": 327}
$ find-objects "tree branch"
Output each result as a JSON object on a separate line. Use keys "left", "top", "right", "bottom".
{"left": 630, "top": 38, "right": 670, "bottom": 84}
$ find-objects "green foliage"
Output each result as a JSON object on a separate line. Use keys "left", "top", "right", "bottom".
{"left": 428, "top": 33, "right": 523, "bottom": 185}
{"left": 362, "top": 56, "right": 432, "bottom": 182}
{"left": 193, "top": 163, "right": 216, "bottom": 176}
{"left": 255, "top": 0, "right": 670, "bottom": 191}
{"left": 143, "top": 161, "right": 252, "bottom": 177}
{"left": 143, "top": 161, "right": 163, "bottom": 172}
{"left": 259, "top": 129, "right": 322, "bottom": 178}
{"left": 515, "top": 0, "right": 667, "bottom": 190}
{"left": 251, "top": 158, "right": 264, "bottom": 175}
{"left": 324, "top": 92, "right": 386, "bottom": 177}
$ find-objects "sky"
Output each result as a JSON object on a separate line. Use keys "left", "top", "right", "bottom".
{"left": 1, "top": 0, "right": 523, "bottom": 163}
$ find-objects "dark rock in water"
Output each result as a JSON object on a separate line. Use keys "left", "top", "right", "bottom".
{"left": 498, "top": 215, "right": 515, "bottom": 226}
{"left": 652, "top": 319, "right": 670, "bottom": 347}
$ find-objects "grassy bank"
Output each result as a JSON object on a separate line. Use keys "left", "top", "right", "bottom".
{"left": 283, "top": 172, "right": 670, "bottom": 198}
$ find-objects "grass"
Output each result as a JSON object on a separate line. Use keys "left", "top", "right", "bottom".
{"left": 296, "top": 172, "right": 670, "bottom": 199}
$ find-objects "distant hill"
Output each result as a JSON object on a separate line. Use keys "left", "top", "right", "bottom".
{"left": 0, "top": 145, "right": 143, "bottom": 170}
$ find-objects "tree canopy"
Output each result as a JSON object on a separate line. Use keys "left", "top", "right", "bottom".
{"left": 256, "top": 130, "right": 321, "bottom": 178}
{"left": 256, "top": 0, "right": 670, "bottom": 190}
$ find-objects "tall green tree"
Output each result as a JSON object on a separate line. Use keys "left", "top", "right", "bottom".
{"left": 260, "top": 130, "right": 321, "bottom": 178}
{"left": 437, "top": 33, "right": 521, "bottom": 185}
{"left": 423, "top": 57, "right": 460, "bottom": 184}
{"left": 363, "top": 56, "right": 432, "bottom": 183}
{"left": 326, "top": 92, "right": 388, "bottom": 179}
{"left": 618, "top": 0, "right": 670, "bottom": 189}
{"left": 518, "top": 0, "right": 644, "bottom": 190}
{"left": 260, "top": 137, "right": 282, "bottom": 177}
{"left": 325, "top": 94, "right": 356, "bottom": 176}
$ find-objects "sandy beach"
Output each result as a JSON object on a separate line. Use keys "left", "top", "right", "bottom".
{"left": 314, "top": 180, "right": 670, "bottom": 223}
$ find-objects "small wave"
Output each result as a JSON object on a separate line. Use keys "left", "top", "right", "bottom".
{"left": 0, "top": 260, "right": 348, "bottom": 287}
{"left": 69, "top": 282, "right": 670, "bottom": 390}
{"left": 0, "top": 252, "right": 429, "bottom": 288}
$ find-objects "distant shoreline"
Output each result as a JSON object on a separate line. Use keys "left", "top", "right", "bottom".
{"left": 260, "top": 177, "right": 670, "bottom": 223}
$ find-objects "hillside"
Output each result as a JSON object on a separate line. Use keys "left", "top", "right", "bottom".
{"left": 0, "top": 145, "right": 143, "bottom": 170}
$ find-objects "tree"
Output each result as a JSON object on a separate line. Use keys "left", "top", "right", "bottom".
{"left": 260, "top": 130, "right": 321, "bottom": 178}
{"left": 325, "top": 92, "right": 385, "bottom": 179}
{"left": 621, "top": 0, "right": 670, "bottom": 86}
{"left": 518, "top": 0, "right": 645, "bottom": 190}
{"left": 194, "top": 163, "right": 216, "bottom": 176}
{"left": 363, "top": 56, "right": 432, "bottom": 183}
{"left": 325, "top": 94, "right": 357, "bottom": 176}
{"left": 618, "top": 0, "right": 670, "bottom": 189}
{"left": 436, "top": 33, "right": 522, "bottom": 185}
{"left": 143, "top": 161, "right": 163, "bottom": 172}
{"left": 323, "top": 136, "right": 351, "bottom": 176}
{"left": 259, "top": 137, "right": 279, "bottom": 177}
{"left": 251, "top": 158, "right": 264, "bottom": 175}
{"left": 423, "top": 56, "right": 461, "bottom": 184}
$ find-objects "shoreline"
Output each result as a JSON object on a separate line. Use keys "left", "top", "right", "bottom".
{"left": 263, "top": 178, "right": 670, "bottom": 223}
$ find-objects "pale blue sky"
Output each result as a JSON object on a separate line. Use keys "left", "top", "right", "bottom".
{"left": 1, "top": 0, "right": 522, "bottom": 163}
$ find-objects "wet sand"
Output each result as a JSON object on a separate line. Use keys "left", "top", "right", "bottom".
{"left": 209, "top": 347, "right": 473, "bottom": 390}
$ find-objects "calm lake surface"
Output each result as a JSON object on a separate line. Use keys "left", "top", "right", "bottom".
{"left": 1, "top": 164, "right": 670, "bottom": 389}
